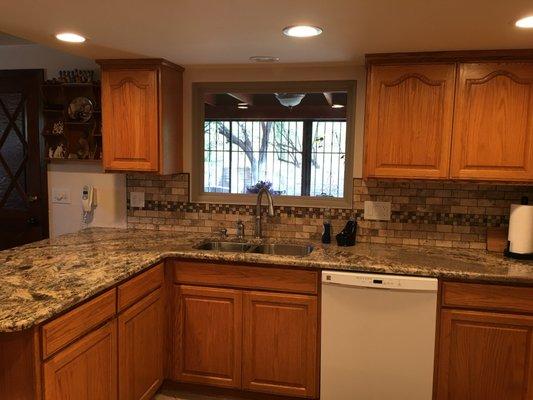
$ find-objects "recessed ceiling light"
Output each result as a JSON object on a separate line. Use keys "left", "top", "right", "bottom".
{"left": 332, "top": 104, "right": 345, "bottom": 109}
{"left": 282, "top": 25, "right": 323, "bottom": 38}
{"left": 516, "top": 16, "right": 533, "bottom": 28}
{"left": 55, "top": 32, "right": 86, "bottom": 43}
{"left": 249, "top": 56, "right": 280, "bottom": 63}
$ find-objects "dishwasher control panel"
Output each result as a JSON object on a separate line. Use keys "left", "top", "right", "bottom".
{"left": 322, "top": 271, "right": 438, "bottom": 292}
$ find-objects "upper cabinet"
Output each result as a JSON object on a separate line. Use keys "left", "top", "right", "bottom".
{"left": 364, "top": 52, "right": 533, "bottom": 182}
{"left": 97, "top": 59, "right": 183, "bottom": 173}
{"left": 450, "top": 62, "right": 533, "bottom": 181}
{"left": 365, "top": 64, "right": 456, "bottom": 179}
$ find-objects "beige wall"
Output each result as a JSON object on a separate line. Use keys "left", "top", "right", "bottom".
{"left": 181, "top": 63, "right": 366, "bottom": 178}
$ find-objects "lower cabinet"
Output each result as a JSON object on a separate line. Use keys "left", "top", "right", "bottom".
{"left": 172, "top": 282, "right": 319, "bottom": 398}
{"left": 43, "top": 320, "right": 117, "bottom": 400}
{"left": 173, "top": 285, "right": 242, "bottom": 388}
{"left": 242, "top": 291, "right": 318, "bottom": 398}
{"left": 436, "top": 309, "right": 533, "bottom": 400}
{"left": 436, "top": 282, "right": 533, "bottom": 400}
{"left": 118, "top": 287, "right": 164, "bottom": 400}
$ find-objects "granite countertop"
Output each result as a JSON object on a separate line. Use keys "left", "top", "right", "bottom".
{"left": 1, "top": 227, "right": 532, "bottom": 332}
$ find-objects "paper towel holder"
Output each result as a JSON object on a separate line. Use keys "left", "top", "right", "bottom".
{"left": 505, "top": 196, "right": 533, "bottom": 260}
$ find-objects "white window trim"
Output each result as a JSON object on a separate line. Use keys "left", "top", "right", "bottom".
{"left": 191, "top": 80, "right": 357, "bottom": 209}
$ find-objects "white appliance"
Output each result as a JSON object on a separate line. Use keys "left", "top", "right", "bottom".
{"left": 321, "top": 271, "right": 438, "bottom": 400}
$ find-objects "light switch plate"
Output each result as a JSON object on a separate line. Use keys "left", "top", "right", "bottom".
{"left": 364, "top": 201, "right": 391, "bottom": 221}
{"left": 130, "top": 191, "right": 145, "bottom": 208}
{"left": 52, "top": 188, "right": 71, "bottom": 204}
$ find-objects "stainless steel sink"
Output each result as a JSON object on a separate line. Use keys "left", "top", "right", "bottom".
{"left": 195, "top": 241, "right": 254, "bottom": 252}
{"left": 252, "top": 244, "right": 314, "bottom": 256}
{"left": 196, "top": 241, "right": 313, "bottom": 256}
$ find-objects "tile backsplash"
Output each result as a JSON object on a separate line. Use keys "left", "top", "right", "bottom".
{"left": 126, "top": 173, "right": 533, "bottom": 249}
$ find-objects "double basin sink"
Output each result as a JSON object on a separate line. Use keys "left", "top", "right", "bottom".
{"left": 196, "top": 241, "right": 313, "bottom": 257}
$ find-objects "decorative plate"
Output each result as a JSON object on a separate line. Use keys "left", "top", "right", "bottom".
{"left": 68, "top": 97, "right": 93, "bottom": 122}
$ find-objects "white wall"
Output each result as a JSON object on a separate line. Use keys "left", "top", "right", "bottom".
{"left": 181, "top": 63, "right": 366, "bottom": 178}
{"left": 0, "top": 43, "right": 126, "bottom": 237}
{"left": 47, "top": 163, "right": 126, "bottom": 237}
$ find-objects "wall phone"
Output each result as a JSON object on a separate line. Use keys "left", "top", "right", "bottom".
{"left": 81, "top": 185, "right": 96, "bottom": 223}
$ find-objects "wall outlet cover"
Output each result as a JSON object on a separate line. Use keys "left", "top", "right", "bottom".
{"left": 130, "top": 191, "right": 145, "bottom": 208}
{"left": 52, "top": 188, "right": 71, "bottom": 204}
{"left": 364, "top": 201, "right": 391, "bottom": 221}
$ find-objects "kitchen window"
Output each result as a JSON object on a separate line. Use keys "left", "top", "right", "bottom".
{"left": 192, "top": 81, "right": 356, "bottom": 208}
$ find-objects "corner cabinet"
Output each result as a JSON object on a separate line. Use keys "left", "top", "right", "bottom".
{"left": 364, "top": 63, "right": 456, "bottom": 179}
{"left": 97, "top": 59, "right": 183, "bottom": 173}
{"left": 450, "top": 62, "right": 533, "bottom": 181}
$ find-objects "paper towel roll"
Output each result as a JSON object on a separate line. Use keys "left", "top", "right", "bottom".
{"left": 508, "top": 204, "right": 533, "bottom": 254}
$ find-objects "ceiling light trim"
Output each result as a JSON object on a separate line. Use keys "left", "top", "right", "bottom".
{"left": 55, "top": 32, "right": 86, "bottom": 43}
{"left": 282, "top": 25, "right": 323, "bottom": 38}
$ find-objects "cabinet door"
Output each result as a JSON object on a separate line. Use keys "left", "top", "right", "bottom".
{"left": 101, "top": 68, "right": 159, "bottom": 171}
{"left": 118, "top": 287, "right": 164, "bottom": 400}
{"left": 43, "top": 320, "right": 117, "bottom": 400}
{"left": 364, "top": 64, "right": 456, "bottom": 179}
{"left": 242, "top": 291, "right": 318, "bottom": 398}
{"left": 436, "top": 309, "right": 533, "bottom": 400}
{"left": 173, "top": 285, "right": 242, "bottom": 388}
{"left": 451, "top": 63, "right": 533, "bottom": 181}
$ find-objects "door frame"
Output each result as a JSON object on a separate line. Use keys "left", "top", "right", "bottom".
{"left": 0, "top": 69, "right": 48, "bottom": 241}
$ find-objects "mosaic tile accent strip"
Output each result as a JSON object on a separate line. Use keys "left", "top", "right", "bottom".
{"left": 126, "top": 173, "right": 533, "bottom": 249}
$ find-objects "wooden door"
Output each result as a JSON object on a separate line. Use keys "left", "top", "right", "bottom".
{"left": 364, "top": 64, "right": 456, "bottom": 179}
{"left": 451, "top": 62, "right": 533, "bottom": 181}
{"left": 101, "top": 68, "right": 159, "bottom": 171}
{"left": 436, "top": 309, "right": 533, "bottom": 400}
{"left": 0, "top": 70, "right": 48, "bottom": 249}
{"left": 118, "top": 287, "right": 164, "bottom": 400}
{"left": 242, "top": 291, "right": 318, "bottom": 398}
{"left": 173, "top": 285, "right": 242, "bottom": 388}
{"left": 43, "top": 320, "right": 117, "bottom": 400}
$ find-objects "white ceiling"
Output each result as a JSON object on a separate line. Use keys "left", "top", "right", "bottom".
{"left": 1, "top": 0, "right": 532, "bottom": 65}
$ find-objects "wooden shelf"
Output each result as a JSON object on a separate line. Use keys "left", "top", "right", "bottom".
{"left": 46, "top": 158, "right": 102, "bottom": 164}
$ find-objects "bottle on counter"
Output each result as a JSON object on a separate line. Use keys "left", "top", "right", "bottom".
{"left": 322, "top": 219, "right": 332, "bottom": 244}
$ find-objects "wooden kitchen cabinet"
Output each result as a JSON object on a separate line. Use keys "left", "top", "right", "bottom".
{"left": 450, "top": 62, "right": 533, "bottom": 181}
{"left": 43, "top": 320, "right": 117, "bottom": 400}
{"left": 97, "top": 59, "right": 183, "bottom": 173}
{"left": 242, "top": 291, "right": 318, "bottom": 398}
{"left": 173, "top": 285, "right": 242, "bottom": 388}
{"left": 118, "top": 287, "right": 164, "bottom": 400}
{"left": 436, "top": 309, "right": 533, "bottom": 400}
{"left": 364, "top": 63, "right": 456, "bottom": 179}
{"left": 436, "top": 282, "right": 533, "bottom": 400}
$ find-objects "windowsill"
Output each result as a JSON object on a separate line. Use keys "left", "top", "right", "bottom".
{"left": 192, "top": 192, "right": 352, "bottom": 209}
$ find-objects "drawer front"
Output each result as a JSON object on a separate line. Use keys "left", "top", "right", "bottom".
{"left": 118, "top": 263, "right": 164, "bottom": 312}
{"left": 42, "top": 289, "right": 116, "bottom": 359}
{"left": 442, "top": 281, "right": 533, "bottom": 314}
{"left": 172, "top": 260, "right": 318, "bottom": 295}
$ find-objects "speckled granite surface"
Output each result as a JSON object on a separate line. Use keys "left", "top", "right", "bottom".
{"left": 1, "top": 227, "right": 532, "bottom": 332}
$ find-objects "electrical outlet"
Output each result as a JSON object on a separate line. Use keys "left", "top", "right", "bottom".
{"left": 130, "top": 191, "right": 145, "bottom": 208}
{"left": 52, "top": 188, "right": 71, "bottom": 204}
{"left": 364, "top": 201, "right": 391, "bottom": 221}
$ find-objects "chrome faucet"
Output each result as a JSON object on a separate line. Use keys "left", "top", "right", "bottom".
{"left": 254, "top": 187, "right": 275, "bottom": 239}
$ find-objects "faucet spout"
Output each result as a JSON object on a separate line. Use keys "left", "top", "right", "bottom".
{"left": 255, "top": 187, "right": 275, "bottom": 238}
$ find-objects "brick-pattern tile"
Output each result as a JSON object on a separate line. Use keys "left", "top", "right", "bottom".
{"left": 125, "top": 174, "right": 533, "bottom": 249}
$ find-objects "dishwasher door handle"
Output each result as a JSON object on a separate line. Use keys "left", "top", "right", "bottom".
{"left": 322, "top": 271, "right": 438, "bottom": 292}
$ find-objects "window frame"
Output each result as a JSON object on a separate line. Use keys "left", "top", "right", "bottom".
{"left": 191, "top": 80, "right": 356, "bottom": 208}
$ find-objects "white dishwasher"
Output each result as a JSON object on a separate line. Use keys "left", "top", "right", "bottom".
{"left": 320, "top": 271, "right": 438, "bottom": 400}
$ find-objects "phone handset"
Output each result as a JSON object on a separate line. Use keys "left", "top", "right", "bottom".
{"left": 82, "top": 185, "right": 96, "bottom": 224}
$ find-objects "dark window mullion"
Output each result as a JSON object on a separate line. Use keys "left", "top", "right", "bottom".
{"left": 301, "top": 120, "right": 313, "bottom": 196}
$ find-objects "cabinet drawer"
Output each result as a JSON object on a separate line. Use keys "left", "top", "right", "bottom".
{"left": 42, "top": 289, "right": 116, "bottom": 359}
{"left": 118, "top": 263, "right": 164, "bottom": 312}
{"left": 172, "top": 260, "right": 318, "bottom": 295}
{"left": 442, "top": 282, "right": 533, "bottom": 314}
